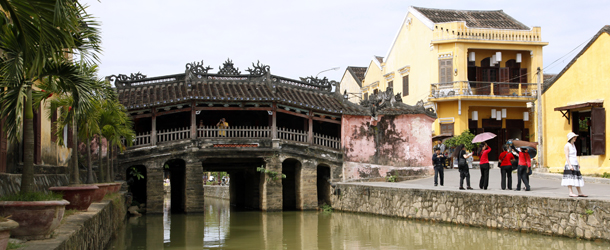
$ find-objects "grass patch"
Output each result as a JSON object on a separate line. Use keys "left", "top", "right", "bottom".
{"left": 7, "top": 242, "right": 24, "bottom": 250}
{"left": 60, "top": 209, "right": 78, "bottom": 225}
{"left": 386, "top": 175, "right": 397, "bottom": 182}
{"left": 0, "top": 192, "right": 63, "bottom": 202}
{"left": 103, "top": 193, "right": 123, "bottom": 208}
{"left": 320, "top": 204, "right": 333, "bottom": 213}
{"left": 601, "top": 172, "right": 610, "bottom": 179}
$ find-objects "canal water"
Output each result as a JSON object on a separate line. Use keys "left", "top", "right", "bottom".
{"left": 106, "top": 197, "right": 608, "bottom": 250}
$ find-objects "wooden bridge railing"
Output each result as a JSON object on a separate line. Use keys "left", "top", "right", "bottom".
{"left": 313, "top": 132, "right": 341, "bottom": 149}
{"left": 157, "top": 127, "right": 191, "bottom": 143}
{"left": 197, "top": 126, "right": 271, "bottom": 138}
{"left": 126, "top": 126, "right": 341, "bottom": 150}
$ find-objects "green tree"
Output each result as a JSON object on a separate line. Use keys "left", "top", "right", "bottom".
{"left": 0, "top": 0, "right": 101, "bottom": 193}
{"left": 444, "top": 130, "right": 479, "bottom": 151}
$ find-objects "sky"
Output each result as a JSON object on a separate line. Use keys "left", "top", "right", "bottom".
{"left": 83, "top": 0, "right": 610, "bottom": 83}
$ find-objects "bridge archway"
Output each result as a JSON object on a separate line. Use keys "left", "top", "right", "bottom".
{"left": 202, "top": 158, "right": 264, "bottom": 210}
{"left": 282, "top": 158, "right": 302, "bottom": 210}
{"left": 165, "top": 159, "right": 186, "bottom": 213}
{"left": 127, "top": 165, "right": 147, "bottom": 205}
{"left": 317, "top": 164, "right": 331, "bottom": 207}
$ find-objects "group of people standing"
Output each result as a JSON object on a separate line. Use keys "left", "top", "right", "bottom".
{"left": 432, "top": 132, "right": 587, "bottom": 197}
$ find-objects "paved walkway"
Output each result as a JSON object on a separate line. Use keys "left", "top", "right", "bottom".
{"left": 350, "top": 168, "right": 610, "bottom": 201}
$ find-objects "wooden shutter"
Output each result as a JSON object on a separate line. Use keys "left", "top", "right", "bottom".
{"left": 364, "top": 93, "right": 368, "bottom": 101}
{"left": 591, "top": 107, "right": 606, "bottom": 155}
{"left": 439, "top": 59, "right": 453, "bottom": 83}
{"left": 51, "top": 109, "right": 57, "bottom": 143}
{"left": 0, "top": 118, "right": 6, "bottom": 173}
{"left": 402, "top": 75, "right": 409, "bottom": 96}
{"left": 499, "top": 67, "right": 509, "bottom": 82}
{"left": 522, "top": 128, "right": 530, "bottom": 142}
{"left": 34, "top": 107, "right": 41, "bottom": 164}
{"left": 519, "top": 68, "right": 528, "bottom": 83}
{"left": 67, "top": 126, "right": 73, "bottom": 149}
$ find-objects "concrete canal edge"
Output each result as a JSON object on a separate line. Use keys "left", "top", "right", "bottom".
{"left": 19, "top": 193, "right": 127, "bottom": 250}
{"left": 203, "top": 186, "right": 230, "bottom": 200}
{"left": 331, "top": 184, "right": 610, "bottom": 241}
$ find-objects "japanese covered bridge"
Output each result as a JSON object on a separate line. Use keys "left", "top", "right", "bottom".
{"left": 112, "top": 59, "right": 436, "bottom": 213}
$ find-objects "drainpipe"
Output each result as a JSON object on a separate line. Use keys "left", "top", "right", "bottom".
{"left": 536, "top": 67, "right": 543, "bottom": 168}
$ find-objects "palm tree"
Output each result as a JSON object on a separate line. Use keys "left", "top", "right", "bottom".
{"left": 99, "top": 98, "right": 134, "bottom": 182}
{"left": 0, "top": 0, "right": 101, "bottom": 193}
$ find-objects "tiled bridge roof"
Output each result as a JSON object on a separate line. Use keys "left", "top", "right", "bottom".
{"left": 110, "top": 60, "right": 434, "bottom": 117}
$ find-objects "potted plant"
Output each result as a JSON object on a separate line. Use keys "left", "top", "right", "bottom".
{"left": 0, "top": 216, "right": 19, "bottom": 250}
{"left": 0, "top": 193, "right": 69, "bottom": 240}
{"left": 49, "top": 185, "right": 98, "bottom": 211}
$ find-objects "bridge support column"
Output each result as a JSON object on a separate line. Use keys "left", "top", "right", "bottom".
{"left": 184, "top": 161, "right": 204, "bottom": 213}
{"left": 146, "top": 163, "right": 164, "bottom": 213}
{"left": 299, "top": 160, "right": 318, "bottom": 210}
{"left": 260, "top": 156, "right": 282, "bottom": 211}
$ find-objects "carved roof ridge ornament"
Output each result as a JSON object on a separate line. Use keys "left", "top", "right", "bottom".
{"left": 186, "top": 60, "right": 213, "bottom": 78}
{"left": 359, "top": 86, "right": 403, "bottom": 117}
{"left": 107, "top": 72, "right": 147, "bottom": 87}
{"left": 246, "top": 61, "right": 270, "bottom": 76}
{"left": 218, "top": 58, "right": 241, "bottom": 75}
{"left": 299, "top": 76, "right": 337, "bottom": 92}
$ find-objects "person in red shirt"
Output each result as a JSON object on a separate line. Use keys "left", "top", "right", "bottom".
{"left": 498, "top": 145, "right": 515, "bottom": 190}
{"left": 478, "top": 142, "right": 491, "bottom": 190}
{"left": 516, "top": 147, "right": 532, "bottom": 191}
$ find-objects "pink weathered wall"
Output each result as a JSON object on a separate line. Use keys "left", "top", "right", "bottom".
{"left": 341, "top": 114, "right": 434, "bottom": 180}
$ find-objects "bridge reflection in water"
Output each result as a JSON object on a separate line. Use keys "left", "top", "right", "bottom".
{"left": 106, "top": 196, "right": 609, "bottom": 249}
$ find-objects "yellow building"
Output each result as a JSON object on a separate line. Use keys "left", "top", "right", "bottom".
{"left": 345, "top": 6, "right": 548, "bottom": 159}
{"left": 542, "top": 25, "right": 610, "bottom": 174}
{"left": 339, "top": 66, "right": 367, "bottom": 103}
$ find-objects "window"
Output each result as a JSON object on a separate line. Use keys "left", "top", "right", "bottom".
{"left": 364, "top": 93, "right": 368, "bottom": 101}
{"left": 439, "top": 59, "right": 453, "bottom": 83}
{"left": 388, "top": 81, "right": 393, "bottom": 89}
{"left": 440, "top": 123, "right": 454, "bottom": 135}
{"left": 373, "top": 89, "right": 379, "bottom": 95}
{"left": 402, "top": 75, "right": 409, "bottom": 96}
{"left": 571, "top": 107, "right": 606, "bottom": 155}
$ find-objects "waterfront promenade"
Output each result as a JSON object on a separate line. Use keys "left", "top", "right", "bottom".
{"left": 357, "top": 168, "right": 610, "bottom": 201}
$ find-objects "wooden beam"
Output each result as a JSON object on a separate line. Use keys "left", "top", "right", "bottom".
{"left": 272, "top": 103, "right": 277, "bottom": 139}
{"left": 131, "top": 113, "right": 153, "bottom": 119}
{"left": 276, "top": 108, "right": 309, "bottom": 119}
{"left": 155, "top": 107, "right": 192, "bottom": 117}
{"left": 194, "top": 106, "right": 272, "bottom": 111}
{"left": 308, "top": 110, "right": 313, "bottom": 143}
{"left": 312, "top": 116, "right": 341, "bottom": 124}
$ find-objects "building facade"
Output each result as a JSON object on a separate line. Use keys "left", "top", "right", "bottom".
{"left": 542, "top": 26, "right": 609, "bottom": 174}
{"left": 345, "top": 6, "right": 547, "bottom": 159}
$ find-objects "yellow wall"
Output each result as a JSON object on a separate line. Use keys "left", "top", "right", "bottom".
{"left": 435, "top": 100, "right": 532, "bottom": 135}
{"left": 542, "top": 32, "right": 610, "bottom": 174}
{"left": 361, "top": 60, "right": 382, "bottom": 98}
{"left": 339, "top": 70, "right": 364, "bottom": 103}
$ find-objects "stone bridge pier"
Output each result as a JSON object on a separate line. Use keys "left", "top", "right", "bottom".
{"left": 118, "top": 141, "right": 342, "bottom": 213}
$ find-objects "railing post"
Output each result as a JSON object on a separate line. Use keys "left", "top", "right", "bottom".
{"left": 518, "top": 83, "right": 522, "bottom": 96}
{"left": 271, "top": 104, "right": 277, "bottom": 139}
{"left": 191, "top": 103, "right": 196, "bottom": 139}
{"left": 308, "top": 111, "right": 313, "bottom": 144}
{"left": 490, "top": 83, "right": 495, "bottom": 96}
{"left": 151, "top": 114, "right": 157, "bottom": 145}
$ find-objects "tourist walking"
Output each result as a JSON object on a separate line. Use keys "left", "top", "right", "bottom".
{"left": 478, "top": 143, "right": 491, "bottom": 190}
{"left": 498, "top": 145, "right": 515, "bottom": 190}
{"left": 516, "top": 147, "right": 531, "bottom": 191}
{"left": 432, "top": 148, "right": 445, "bottom": 186}
{"left": 561, "top": 132, "right": 587, "bottom": 197}
{"left": 453, "top": 144, "right": 473, "bottom": 190}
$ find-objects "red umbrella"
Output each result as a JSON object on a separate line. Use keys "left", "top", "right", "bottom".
{"left": 472, "top": 132, "right": 496, "bottom": 143}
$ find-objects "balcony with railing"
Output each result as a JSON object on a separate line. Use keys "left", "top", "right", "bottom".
{"left": 432, "top": 23, "right": 544, "bottom": 44}
{"left": 429, "top": 81, "right": 538, "bottom": 101}
{"left": 125, "top": 126, "right": 341, "bottom": 151}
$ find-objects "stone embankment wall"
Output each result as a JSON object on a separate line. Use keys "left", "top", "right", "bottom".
{"left": 22, "top": 194, "right": 127, "bottom": 250}
{"left": 0, "top": 172, "right": 90, "bottom": 196}
{"left": 204, "top": 186, "right": 230, "bottom": 200}
{"left": 332, "top": 184, "right": 610, "bottom": 241}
